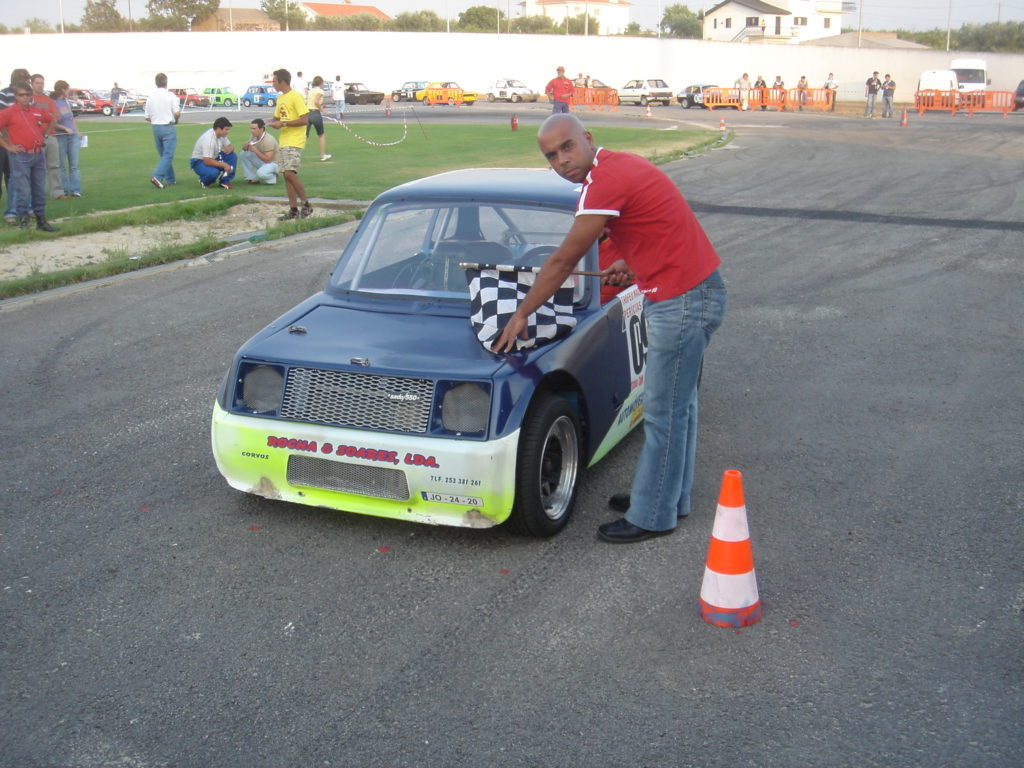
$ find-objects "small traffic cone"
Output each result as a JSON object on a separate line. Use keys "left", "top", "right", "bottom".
{"left": 899, "top": 108, "right": 908, "bottom": 127}
{"left": 385, "top": 99, "right": 392, "bottom": 118}
{"left": 719, "top": 116, "right": 727, "bottom": 134}
{"left": 645, "top": 103, "right": 653, "bottom": 118}
{"left": 699, "top": 470, "right": 762, "bottom": 628}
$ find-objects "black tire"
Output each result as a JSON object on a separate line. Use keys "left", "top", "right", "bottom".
{"left": 267, "top": 98, "right": 276, "bottom": 107}
{"left": 223, "top": 98, "right": 234, "bottom": 107}
{"left": 640, "top": 95, "right": 649, "bottom": 106}
{"left": 510, "top": 93, "right": 520, "bottom": 103}
{"left": 507, "top": 394, "right": 581, "bottom": 537}
{"left": 487, "top": 93, "right": 496, "bottom": 102}
{"left": 101, "top": 105, "right": 113, "bottom": 116}
{"left": 242, "top": 99, "right": 252, "bottom": 107}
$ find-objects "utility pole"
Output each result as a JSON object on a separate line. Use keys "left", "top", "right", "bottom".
{"left": 945, "top": 0, "right": 952, "bottom": 51}
{"left": 857, "top": 0, "right": 863, "bottom": 48}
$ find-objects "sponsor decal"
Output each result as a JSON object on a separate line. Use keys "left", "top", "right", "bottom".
{"left": 264, "top": 435, "right": 440, "bottom": 468}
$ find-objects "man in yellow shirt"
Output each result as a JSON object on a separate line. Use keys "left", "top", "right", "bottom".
{"left": 269, "top": 68, "right": 312, "bottom": 220}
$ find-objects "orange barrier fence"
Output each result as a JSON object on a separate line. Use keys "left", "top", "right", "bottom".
{"left": 787, "top": 88, "right": 833, "bottom": 111}
{"left": 703, "top": 87, "right": 742, "bottom": 109}
{"left": 570, "top": 87, "right": 619, "bottom": 110}
{"left": 423, "top": 87, "right": 467, "bottom": 106}
{"left": 914, "top": 90, "right": 958, "bottom": 115}
{"left": 963, "top": 90, "right": 1015, "bottom": 116}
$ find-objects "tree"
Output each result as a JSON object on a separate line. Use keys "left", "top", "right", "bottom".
{"left": 21, "top": 17, "right": 57, "bottom": 33}
{"left": 261, "top": 0, "right": 308, "bottom": 30}
{"left": 457, "top": 5, "right": 503, "bottom": 32}
{"left": 563, "top": 13, "right": 599, "bottom": 35}
{"left": 146, "top": 0, "right": 220, "bottom": 30}
{"left": 388, "top": 10, "right": 446, "bottom": 31}
{"left": 81, "top": 0, "right": 126, "bottom": 31}
{"left": 509, "top": 15, "right": 559, "bottom": 34}
{"left": 896, "top": 21, "right": 1023, "bottom": 53}
{"left": 660, "top": 3, "right": 702, "bottom": 38}
{"left": 314, "top": 13, "right": 385, "bottom": 31}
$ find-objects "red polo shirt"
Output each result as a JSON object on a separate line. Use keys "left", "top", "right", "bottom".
{"left": 0, "top": 102, "right": 52, "bottom": 150}
{"left": 578, "top": 148, "right": 720, "bottom": 301}
{"left": 546, "top": 76, "right": 575, "bottom": 104}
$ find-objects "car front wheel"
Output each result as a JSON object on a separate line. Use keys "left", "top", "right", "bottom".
{"left": 101, "top": 105, "right": 113, "bottom": 116}
{"left": 508, "top": 394, "right": 581, "bottom": 537}
{"left": 267, "top": 98, "right": 276, "bottom": 107}
{"left": 223, "top": 98, "right": 234, "bottom": 107}
{"left": 242, "top": 99, "right": 251, "bottom": 107}
{"left": 510, "top": 93, "right": 520, "bottom": 103}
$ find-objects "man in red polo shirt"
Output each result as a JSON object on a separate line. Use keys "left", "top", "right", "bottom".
{"left": 0, "top": 80, "right": 60, "bottom": 231}
{"left": 492, "top": 113, "right": 727, "bottom": 543}
{"left": 545, "top": 66, "right": 575, "bottom": 114}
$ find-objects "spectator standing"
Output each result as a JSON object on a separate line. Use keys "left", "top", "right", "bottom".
{"left": 293, "top": 71, "right": 308, "bottom": 98}
{"left": 545, "top": 66, "right": 575, "bottom": 114}
{"left": 190, "top": 116, "right": 236, "bottom": 189}
{"left": 824, "top": 72, "right": 839, "bottom": 111}
{"left": 1, "top": 69, "right": 31, "bottom": 223}
{"left": 331, "top": 75, "right": 346, "bottom": 120}
{"left": 144, "top": 73, "right": 181, "bottom": 189}
{"left": 796, "top": 75, "right": 809, "bottom": 111}
{"left": 864, "top": 71, "right": 882, "bottom": 118}
{"left": 30, "top": 74, "right": 62, "bottom": 199}
{"left": 269, "top": 68, "right": 312, "bottom": 221}
{"left": 772, "top": 75, "right": 786, "bottom": 110}
{"left": 0, "top": 80, "right": 61, "bottom": 231}
{"left": 110, "top": 82, "right": 126, "bottom": 113}
{"left": 51, "top": 80, "right": 81, "bottom": 198}
{"left": 737, "top": 73, "right": 751, "bottom": 110}
{"left": 492, "top": 114, "right": 725, "bottom": 543}
{"left": 241, "top": 118, "right": 279, "bottom": 185}
{"left": 753, "top": 75, "right": 767, "bottom": 110}
{"left": 306, "top": 75, "right": 330, "bottom": 162}
{"left": 881, "top": 74, "right": 896, "bottom": 118}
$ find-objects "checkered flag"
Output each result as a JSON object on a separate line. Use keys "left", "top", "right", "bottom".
{"left": 464, "top": 264, "right": 577, "bottom": 351}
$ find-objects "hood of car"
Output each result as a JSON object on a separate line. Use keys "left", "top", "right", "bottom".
{"left": 243, "top": 302, "right": 504, "bottom": 379}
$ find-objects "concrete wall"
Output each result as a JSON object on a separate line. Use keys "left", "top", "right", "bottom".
{"left": 3, "top": 30, "right": 1021, "bottom": 105}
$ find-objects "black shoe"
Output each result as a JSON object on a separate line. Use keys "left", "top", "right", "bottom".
{"left": 279, "top": 208, "right": 299, "bottom": 221}
{"left": 597, "top": 518, "right": 673, "bottom": 544}
{"left": 608, "top": 493, "right": 630, "bottom": 512}
{"left": 300, "top": 201, "right": 313, "bottom": 219}
{"left": 36, "top": 219, "right": 59, "bottom": 233}
{"left": 18, "top": 216, "right": 29, "bottom": 229}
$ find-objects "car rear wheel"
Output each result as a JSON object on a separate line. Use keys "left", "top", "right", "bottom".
{"left": 101, "top": 105, "right": 113, "bottom": 116}
{"left": 510, "top": 93, "right": 520, "bottom": 103}
{"left": 223, "top": 98, "right": 234, "bottom": 107}
{"left": 242, "top": 99, "right": 251, "bottom": 107}
{"left": 267, "top": 98, "right": 276, "bottom": 107}
{"left": 640, "top": 95, "right": 649, "bottom": 106}
{"left": 507, "top": 394, "right": 581, "bottom": 537}
{"left": 487, "top": 93, "right": 496, "bottom": 102}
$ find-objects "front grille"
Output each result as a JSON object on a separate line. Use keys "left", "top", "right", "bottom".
{"left": 280, "top": 368, "right": 434, "bottom": 433}
{"left": 287, "top": 455, "right": 410, "bottom": 500}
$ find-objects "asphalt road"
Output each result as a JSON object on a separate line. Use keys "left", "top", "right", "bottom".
{"left": 2, "top": 107, "right": 1022, "bottom": 767}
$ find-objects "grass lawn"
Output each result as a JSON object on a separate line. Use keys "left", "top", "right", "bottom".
{"left": 1, "top": 118, "right": 719, "bottom": 298}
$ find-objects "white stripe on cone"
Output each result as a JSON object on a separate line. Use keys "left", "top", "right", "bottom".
{"left": 700, "top": 568, "right": 760, "bottom": 610}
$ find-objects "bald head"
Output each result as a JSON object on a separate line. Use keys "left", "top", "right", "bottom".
{"left": 537, "top": 114, "right": 596, "bottom": 184}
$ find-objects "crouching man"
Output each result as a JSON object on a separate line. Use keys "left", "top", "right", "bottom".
{"left": 190, "top": 116, "right": 236, "bottom": 189}
{"left": 240, "top": 118, "right": 279, "bottom": 185}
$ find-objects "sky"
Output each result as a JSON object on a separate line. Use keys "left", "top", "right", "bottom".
{"left": 5, "top": 0, "right": 1024, "bottom": 34}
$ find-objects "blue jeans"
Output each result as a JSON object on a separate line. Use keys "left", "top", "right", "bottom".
{"left": 57, "top": 133, "right": 81, "bottom": 195}
{"left": 9, "top": 151, "right": 46, "bottom": 218}
{"left": 865, "top": 93, "right": 877, "bottom": 116}
{"left": 882, "top": 95, "right": 894, "bottom": 118}
{"left": 152, "top": 124, "right": 177, "bottom": 184}
{"left": 626, "top": 270, "right": 727, "bottom": 532}
{"left": 551, "top": 101, "right": 571, "bottom": 114}
{"left": 190, "top": 151, "right": 237, "bottom": 186}
{"left": 240, "top": 150, "right": 278, "bottom": 184}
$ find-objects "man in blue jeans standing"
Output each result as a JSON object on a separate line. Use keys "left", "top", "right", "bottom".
{"left": 492, "top": 114, "right": 726, "bottom": 543}
{"left": 144, "top": 72, "right": 181, "bottom": 188}
{"left": 0, "top": 81, "right": 62, "bottom": 231}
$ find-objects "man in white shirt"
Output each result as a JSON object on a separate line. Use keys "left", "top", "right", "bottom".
{"left": 293, "top": 71, "right": 308, "bottom": 97}
{"left": 331, "top": 75, "right": 346, "bottom": 119}
{"left": 143, "top": 72, "right": 181, "bottom": 188}
{"left": 189, "top": 116, "right": 236, "bottom": 189}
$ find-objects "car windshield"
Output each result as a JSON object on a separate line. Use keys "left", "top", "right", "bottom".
{"left": 330, "top": 200, "right": 584, "bottom": 301}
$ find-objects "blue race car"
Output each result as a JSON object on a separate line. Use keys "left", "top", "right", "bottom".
{"left": 241, "top": 84, "right": 279, "bottom": 108}
{"left": 211, "top": 168, "right": 648, "bottom": 536}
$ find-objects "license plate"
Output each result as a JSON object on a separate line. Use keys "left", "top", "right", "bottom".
{"left": 421, "top": 491, "right": 483, "bottom": 507}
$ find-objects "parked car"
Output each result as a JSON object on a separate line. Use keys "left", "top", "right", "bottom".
{"left": 343, "top": 83, "right": 386, "bottom": 105}
{"left": 67, "top": 97, "right": 86, "bottom": 115}
{"left": 203, "top": 87, "right": 239, "bottom": 107}
{"left": 677, "top": 84, "right": 718, "bottom": 109}
{"left": 1014, "top": 79, "right": 1024, "bottom": 111}
{"left": 422, "top": 81, "right": 477, "bottom": 105}
{"left": 171, "top": 87, "right": 210, "bottom": 108}
{"left": 392, "top": 80, "right": 428, "bottom": 102}
{"left": 67, "top": 88, "right": 122, "bottom": 116}
{"left": 211, "top": 168, "right": 648, "bottom": 537}
{"left": 96, "top": 89, "right": 140, "bottom": 113}
{"left": 484, "top": 79, "right": 538, "bottom": 103}
{"left": 241, "top": 85, "right": 278, "bottom": 108}
{"left": 618, "top": 78, "right": 673, "bottom": 106}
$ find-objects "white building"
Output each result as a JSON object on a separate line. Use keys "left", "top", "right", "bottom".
{"left": 703, "top": 0, "right": 854, "bottom": 44}
{"left": 519, "top": 0, "right": 633, "bottom": 36}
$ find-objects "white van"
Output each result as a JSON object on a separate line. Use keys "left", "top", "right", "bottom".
{"left": 918, "top": 70, "right": 959, "bottom": 92}
{"left": 950, "top": 58, "right": 988, "bottom": 93}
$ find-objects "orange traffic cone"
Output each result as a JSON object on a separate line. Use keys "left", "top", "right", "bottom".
{"left": 699, "top": 470, "right": 762, "bottom": 628}
{"left": 645, "top": 103, "right": 653, "bottom": 118}
{"left": 899, "top": 108, "right": 908, "bottom": 127}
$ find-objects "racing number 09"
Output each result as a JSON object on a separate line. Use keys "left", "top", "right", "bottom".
{"left": 628, "top": 310, "right": 648, "bottom": 377}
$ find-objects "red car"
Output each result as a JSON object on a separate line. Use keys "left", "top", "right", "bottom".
{"left": 67, "top": 88, "right": 129, "bottom": 117}
{"left": 171, "top": 88, "right": 211, "bottom": 108}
